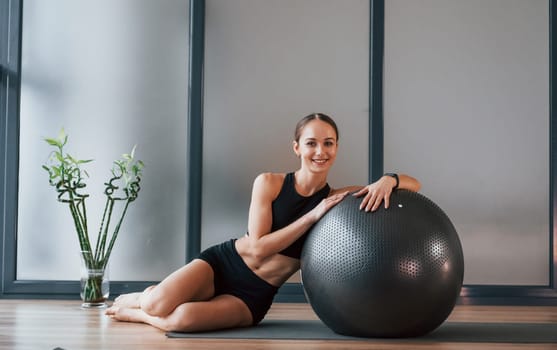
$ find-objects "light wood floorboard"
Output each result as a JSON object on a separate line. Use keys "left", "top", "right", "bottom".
{"left": 0, "top": 300, "right": 556, "bottom": 350}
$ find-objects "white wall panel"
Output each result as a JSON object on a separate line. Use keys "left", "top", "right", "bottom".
{"left": 384, "top": 0, "right": 549, "bottom": 284}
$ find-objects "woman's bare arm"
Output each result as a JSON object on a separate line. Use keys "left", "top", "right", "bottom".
{"left": 243, "top": 173, "right": 347, "bottom": 260}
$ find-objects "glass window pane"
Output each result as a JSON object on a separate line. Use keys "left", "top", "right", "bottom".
{"left": 17, "top": 0, "right": 189, "bottom": 281}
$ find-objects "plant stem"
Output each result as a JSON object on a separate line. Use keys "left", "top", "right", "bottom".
{"left": 102, "top": 199, "right": 131, "bottom": 269}
{"left": 68, "top": 202, "right": 89, "bottom": 254}
{"left": 94, "top": 197, "right": 111, "bottom": 262}
{"left": 98, "top": 198, "right": 115, "bottom": 262}
{"left": 78, "top": 198, "right": 90, "bottom": 250}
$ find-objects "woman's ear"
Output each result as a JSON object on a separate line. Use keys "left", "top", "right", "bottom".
{"left": 293, "top": 141, "right": 300, "bottom": 157}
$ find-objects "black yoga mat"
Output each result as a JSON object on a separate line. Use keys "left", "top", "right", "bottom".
{"left": 167, "top": 319, "right": 557, "bottom": 343}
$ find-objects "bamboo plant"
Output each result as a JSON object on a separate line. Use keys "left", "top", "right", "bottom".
{"left": 42, "top": 129, "right": 144, "bottom": 304}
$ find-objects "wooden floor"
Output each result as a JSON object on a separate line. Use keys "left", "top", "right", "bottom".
{"left": 0, "top": 300, "right": 556, "bottom": 350}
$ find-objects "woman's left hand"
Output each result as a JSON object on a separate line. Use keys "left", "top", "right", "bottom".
{"left": 353, "top": 176, "right": 397, "bottom": 212}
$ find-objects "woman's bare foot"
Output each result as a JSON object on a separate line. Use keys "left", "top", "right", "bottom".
{"left": 111, "top": 292, "right": 142, "bottom": 309}
{"left": 106, "top": 306, "right": 146, "bottom": 323}
{"left": 110, "top": 285, "right": 156, "bottom": 310}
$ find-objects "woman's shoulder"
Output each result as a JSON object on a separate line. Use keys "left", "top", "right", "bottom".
{"left": 252, "top": 172, "right": 288, "bottom": 198}
{"left": 254, "top": 172, "right": 287, "bottom": 187}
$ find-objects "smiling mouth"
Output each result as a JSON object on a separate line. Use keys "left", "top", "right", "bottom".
{"left": 312, "top": 159, "right": 328, "bottom": 165}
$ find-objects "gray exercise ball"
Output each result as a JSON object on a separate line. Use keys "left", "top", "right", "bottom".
{"left": 301, "top": 190, "right": 464, "bottom": 338}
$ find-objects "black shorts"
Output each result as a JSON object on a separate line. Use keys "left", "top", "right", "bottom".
{"left": 197, "top": 239, "right": 279, "bottom": 325}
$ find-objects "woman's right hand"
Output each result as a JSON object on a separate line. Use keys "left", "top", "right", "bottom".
{"left": 308, "top": 191, "right": 349, "bottom": 223}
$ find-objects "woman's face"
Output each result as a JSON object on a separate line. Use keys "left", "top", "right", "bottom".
{"left": 293, "top": 119, "right": 338, "bottom": 174}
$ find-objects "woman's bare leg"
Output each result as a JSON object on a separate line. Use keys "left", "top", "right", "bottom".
{"left": 108, "top": 294, "right": 253, "bottom": 332}
{"left": 106, "top": 259, "right": 215, "bottom": 317}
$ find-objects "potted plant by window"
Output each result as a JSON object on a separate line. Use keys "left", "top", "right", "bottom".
{"left": 42, "top": 129, "right": 144, "bottom": 308}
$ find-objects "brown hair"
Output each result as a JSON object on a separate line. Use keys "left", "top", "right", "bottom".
{"left": 294, "top": 113, "right": 339, "bottom": 142}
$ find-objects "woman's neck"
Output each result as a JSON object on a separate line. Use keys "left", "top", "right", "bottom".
{"left": 293, "top": 170, "right": 328, "bottom": 197}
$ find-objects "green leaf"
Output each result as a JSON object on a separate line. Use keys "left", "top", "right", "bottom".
{"left": 67, "top": 154, "right": 80, "bottom": 164}
{"left": 57, "top": 128, "right": 66, "bottom": 142}
{"left": 44, "top": 138, "right": 60, "bottom": 147}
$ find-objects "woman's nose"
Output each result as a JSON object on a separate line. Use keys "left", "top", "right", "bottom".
{"left": 315, "top": 144, "right": 323, "bottom": 154}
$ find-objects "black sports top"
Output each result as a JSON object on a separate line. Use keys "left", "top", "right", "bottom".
{"left": 271, "top": 172, "right": 330, "bottom": 259}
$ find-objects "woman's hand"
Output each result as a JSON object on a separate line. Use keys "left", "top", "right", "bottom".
{"left": 308, "top": 191, "right": 349, "bottom": 223}
{"left": 353, "top": 176, "right": 397, "bottom": 212}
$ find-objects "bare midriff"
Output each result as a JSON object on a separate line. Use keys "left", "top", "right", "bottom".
{"left": 235, "top": 236, "right": 300, "bottom": 287}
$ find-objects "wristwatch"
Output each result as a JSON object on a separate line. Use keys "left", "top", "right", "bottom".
{"left": 384, "top": 173, "right": 399, "bottom": 190}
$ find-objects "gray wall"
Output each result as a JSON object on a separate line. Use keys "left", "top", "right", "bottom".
{"left": 17, "top": 0, "right": 189, "bottom": 281}
{"left": 384, "top": 0, "right": 549, "bottom": 285}
{"left": 201, "top": 0, "right": 370, "bottom": 250}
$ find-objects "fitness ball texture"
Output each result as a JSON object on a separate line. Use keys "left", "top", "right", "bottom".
{"left": 301, "top": 190, "right": 464, "bottom": 338}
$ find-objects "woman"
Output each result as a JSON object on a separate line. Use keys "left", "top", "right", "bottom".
{"left": 106, "top": 113, "right": 421, "bottom": 332}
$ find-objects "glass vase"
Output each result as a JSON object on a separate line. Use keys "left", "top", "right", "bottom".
{"left": 79, "top": 251, "right": 109, "bottom": 308}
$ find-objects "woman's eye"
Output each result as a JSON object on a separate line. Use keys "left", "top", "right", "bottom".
{"left": 306, "top": 142, "right": 316, "bottom": 147}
